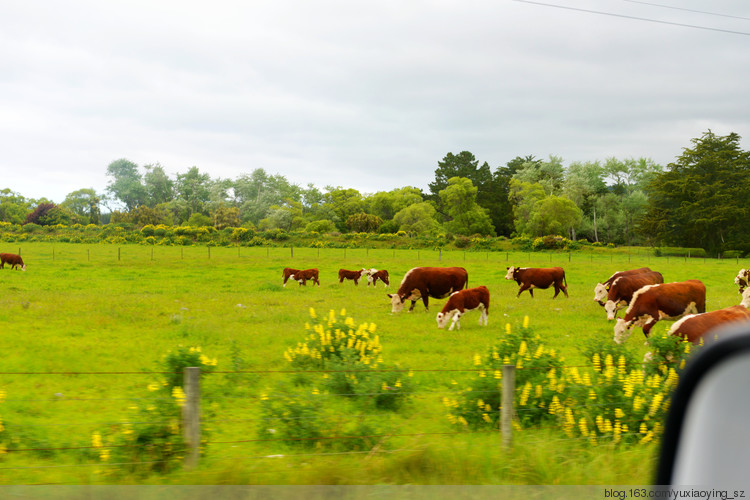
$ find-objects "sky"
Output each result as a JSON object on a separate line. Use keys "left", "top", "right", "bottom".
{"left": 2, "top": 0, "right": 749, "bottom": 204}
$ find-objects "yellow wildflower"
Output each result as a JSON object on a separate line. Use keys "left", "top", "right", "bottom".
{"left": 523, "top": 315, "right": 529, "bottom": 329}
{"left": 92, "top": 432, "right": 103, "bottom": 448}
{"left": 473, "top": 353, "right": 482, "bottom": 366}
{"left": 505, "top": 323, "right": 511, "bottom": 335}
{"left": 340, "top": 308, "right": 346, "bottom": 317}
{"left": 172, "top": 386, "right": 186, "bottom": 407}
{"left": 615, "top": 408, "right": 625, "bottom": 419}
{"left": 309, "top": 307, "right": 317, "bottom": 319}
{"left": 147, "top": 382, "right": 160, "bottom": 392}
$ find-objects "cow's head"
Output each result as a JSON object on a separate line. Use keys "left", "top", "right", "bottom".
{"left": 388, "top": 293, "right": 406, "bottom": 313}
{"left": 436, "top": 311, "right": 453, "bottom": 329}
{"left": 604, "top": 300, "right": 621, "bottom": 321}
{"left": 736, "top": 269, "right": 749, "bottom": 287}
{"left": 593, "top": 283, "right": 608, "bottom": 305}
{"left": 613, "top": 318, "right": 633, "bottom": 344}
{"left": 504, "top": 266, "right": 517, "bottom": 280}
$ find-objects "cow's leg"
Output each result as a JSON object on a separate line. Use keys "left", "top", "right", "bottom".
{"left": 479, "top": 307, "right": 488, "bottom": 326}
{"left": 449, "top": 312, "right": 462, "bottom": 331}
{"left": 642, "top": 319, "right": 657, "bottom": 338}
{"left": 408, "top": 300, "right": 417, "bottom": 312}
{"left": 421, "top": 295, "right": 430, "bottom": 311}
{"left": 553, "top": 286, "right": 560, "bottom": 299}
{"left": 517, "top": 284, "right": 531, "bottom": 298}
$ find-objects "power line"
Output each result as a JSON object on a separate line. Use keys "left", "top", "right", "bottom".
{"left": 618, "top": 0, "right": 750, "bottom": 22}
{"left": 511, "top": 0, "right": 750, "bottom": 36}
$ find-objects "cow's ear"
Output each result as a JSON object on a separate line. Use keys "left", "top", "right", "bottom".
{"left": 387, "top": 294, "right": 394, "bottom": 299}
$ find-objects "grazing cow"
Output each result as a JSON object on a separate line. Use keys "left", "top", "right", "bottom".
{"left": 282, "top": 267, "right": 301, "bottom": 287}
{"left": 338, "top": 268, "right": 365, "bottom": 285}
{"left": 613, "top": 280, "right": 706, "bottom": 344}
{"left": 388, "top": 266, "right": 468, "bottom": 313}
{"left": 735, "top": 269, "right": 750, "bottom": 293}
{"left": 436, "top": 286, "right": 490, "bottom": 331}
{"left": 366, "top": 268, "right": 390, "bottom": 287}
{"left": 504, "top": 266, "right": 568, "bottom": 298}
{"left": 603, "top": 271, "right": 664, "bottom": 320}
{"left": 593, "top": 267, "right": 653, "bottom": 305}
{"left": 0, "top": 253, "right": 25, "bottom": 271}
{"left": 668, "top": 305, "right": 750, "bottom": 345}
{"left": 291, "top": 268, "right": 320, "bottom": 286}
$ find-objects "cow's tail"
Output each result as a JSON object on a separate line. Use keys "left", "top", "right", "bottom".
{"left": 563, "top": 271, "right": 568, "bottom": 288}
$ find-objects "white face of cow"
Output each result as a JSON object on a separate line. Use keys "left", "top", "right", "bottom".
{"left": 436, "top": 311, "right": 453, "bottom": 329}
{"left": 604, "top": 300, "right": 619, "bottom": 321}
{"left": 593, "top": 283, "right": 607, "bottom": 304}
{"left": 388, "top": 294, "right": 404, "bottom": 313}
{"left": 741, "top": 288, "right": 750, "bottom": 308}
{"left": 504, "top": 267, "right": 516, "bottom": 280}
{"left": 736, "top": 269, "right": 748, "bottom": 285}
{"left": 613, "top": 318, "right": 632, "bottom": 344}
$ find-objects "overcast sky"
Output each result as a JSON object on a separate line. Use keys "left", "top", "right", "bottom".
{"left": 2, "top": 0, "right": 748, "bottom": 204}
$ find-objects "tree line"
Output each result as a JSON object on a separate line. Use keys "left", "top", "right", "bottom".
{"left": 1, "top": 130, "right": 748, "bottom": 255}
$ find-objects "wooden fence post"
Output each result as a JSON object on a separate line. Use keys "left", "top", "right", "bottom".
{"left": 118, "top": 247, "right": 121, "bottom": 261}
{"left": 183, "top": 367, "right": 201, "bottom": 469}
{"left": 502, "top": 364, "right": 515, "bottom": 450}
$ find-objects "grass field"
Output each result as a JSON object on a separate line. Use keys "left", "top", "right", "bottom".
{"left": 0, "top": 242, "right": 745, "bottom": 485}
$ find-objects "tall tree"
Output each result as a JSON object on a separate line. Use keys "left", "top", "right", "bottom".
{"left": 640, "top": 131, "right": 750, "bottom": 253}
{"left": 143, "top": 163, "right": 174, "bottom": 207}
{"left": 438, "top": 177, "right": 495, "bottom": 236}
{"left": 61, "top": 188, "right": 102, "bottom": 225}
{"left": 106, "top": 158, "right": 147, "bottom": 210}
{"left": 174, "top": 166, "right": 212, "bottom": 218}
{"left": 0, "top": 189, "right": 31, "bottom": 224}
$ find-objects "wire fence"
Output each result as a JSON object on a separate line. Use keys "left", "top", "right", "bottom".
{"left": 0, "top": 358, "right": 677, "bottom": 484}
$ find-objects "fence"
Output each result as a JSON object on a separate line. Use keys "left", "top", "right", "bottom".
{"left": 0, "top": 356, "right": 676, "bottom": 484}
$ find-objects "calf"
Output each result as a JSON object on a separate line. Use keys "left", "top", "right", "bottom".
{"left": 282, "top": 267, "right": 301, "bottom": 287}
{"left": 603, "top": 271, "right": 664, "bottom": 320}
{"left": 338, "top": 268, "right": 365, "bottom": 285}
{"left": 613, "top": 280, "right": 706, "bottom": 344}
{"left": 594, "top": 267, "right": 653, "bottom": 305}
{"left": 366, "top": 268, "right": 390, "bottom": 287}
{"left": 0, "top": 253, "right": 26, "bottom": 271}
{"left": 292, "top": 268, "right": 320, "bottom": 286}
{"left": 735, "top": 269, "right": 750, "bottom": 293}
{"left": 668, "top": 305, "right": 750, "bottom": 345}
{"left": 505, "top": 266, "right": 568, "bottom": 298}
{"left": 436, "top": 286, "right": 490, "bottom": 331}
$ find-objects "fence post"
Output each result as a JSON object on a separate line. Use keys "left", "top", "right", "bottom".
{"left": 208, "top": 247, "right": 211, "bottom": 259}
{"left": 118, "top": 247, "right": 121, "bottom": 261}
{"left": 501, "top": 364, "right": 515, "bottom": 450}
{"left": 183, "top": 367, "right": 201, "bottom": 469}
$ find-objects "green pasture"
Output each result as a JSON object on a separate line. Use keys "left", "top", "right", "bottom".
{"left": 0, "top": 243, "right": 746, "bottom": 485}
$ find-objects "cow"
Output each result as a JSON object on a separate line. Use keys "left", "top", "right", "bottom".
{"left": 602, "top": 271, "right": 665, "bottom": 320}
{"left": 282, "top": 267, "right": 301, "bottom": 287}
{"left": 742, "top": 288, "right": 750, "bottom": 308}
{"left": 388, "top": 266, "right": 468, "bottom": 313}
{"left": 613, "top": 280, "right": 706, "bottom": 344}
{"left": 436, "top": 286, "right": 490, "bottom": 331}
{"left": 338, "top": 268, "right": 366, "bottom": 285}
{"left": 735, "top": 269, "right": 750, "bottom": 294}
{"left": 593, "top": 267, "right": 653, "bottom": 305}
{"left": 667, "top": 305, "right": 750, "bottom": 345}
{"left": 291, "top": 268, "right": 320, "bottom": 286}
{"left": 0, "top": 253, "right": 26, "bottom": 271}
{"left": 504, "top": 266, "right": 568, "bottom": 298}
{"left": 366, "top": 268, "right": 390, "bottom": 287}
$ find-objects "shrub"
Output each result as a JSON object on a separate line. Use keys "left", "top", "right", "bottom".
{"left": 454, "top": 236, "right": 471, "bottom": 249}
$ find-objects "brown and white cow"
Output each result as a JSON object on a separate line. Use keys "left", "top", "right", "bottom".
{"left": 0, "top": 253, "right": 26, "bottom": 271}
{"left": 388, "top": 266, "right": 468, "bottom": 313}
{"left": 282, "top": 267, "right": 301, "bottom": 287}
{"left": 338, "top": 268, "right": 366, "bottom": 285}
{"left": 667, "top": 305, "right": 750, "bottom": 345}
{"left": 735, "top": 269, "right": 750, "bottom": 293}
{"left": 366, "top": 268, "right": 390, "bottom": 287}
{"left": 291, "top": 268, "right": 320, "bottom": 286}
{"left": 436, "top": 286, "right": 490, "bottom": 331}
{"left": 593, "top": 267, "right": 653, "bottom": 305}
{"left": 505, "top": 266, "right": 568, "bottom": 298}
{"left": 603, "top": 271, "right": 664, "bottom": 320}
{"left": 613, "top": 280, "right": 706, "bottom": 344}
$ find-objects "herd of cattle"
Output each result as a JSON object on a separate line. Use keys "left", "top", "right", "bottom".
{"left": 283, "top": 264, "right": 750, "bottom": 345}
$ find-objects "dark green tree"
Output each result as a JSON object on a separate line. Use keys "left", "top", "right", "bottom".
{"left": 639, "top": 131, "right": 750, "bottom": 254}
{"left": 143, "top": 163, "right": 175, "bottom": 207}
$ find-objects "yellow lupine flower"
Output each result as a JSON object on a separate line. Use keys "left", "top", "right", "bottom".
{"left": 505, "top": 323, "right": 511, "bottom": 335}
{"left": 523, "top": 315, "right": 529, "bottom": 329}
{"left": 615, "top": 408, "right": 625, "bottom": 419}
{"left": 0, "top": 390, "right": 5, "bottom": 403}
{"left": 309, "top": 307, "right": 317, "bottom": 319}
{"left": 482, "top": 413, "right": 492, "bottom": 423}
{"left": 172, "top": 386, "right": 186, "bottom": 407}
{"left": 340, "top": 308, "right": 346, "bottom": 317}
{"left": 579, "top": 418, "right": 589, "bottom": 437}
{"left": 473, "top": 353, "right": 482, "bottom": 366}
{"left": 92, "top": 432, "right": 103, "bottom": 448}
{"left": 592, "top": 353, "right": 601, "bottom": 372}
